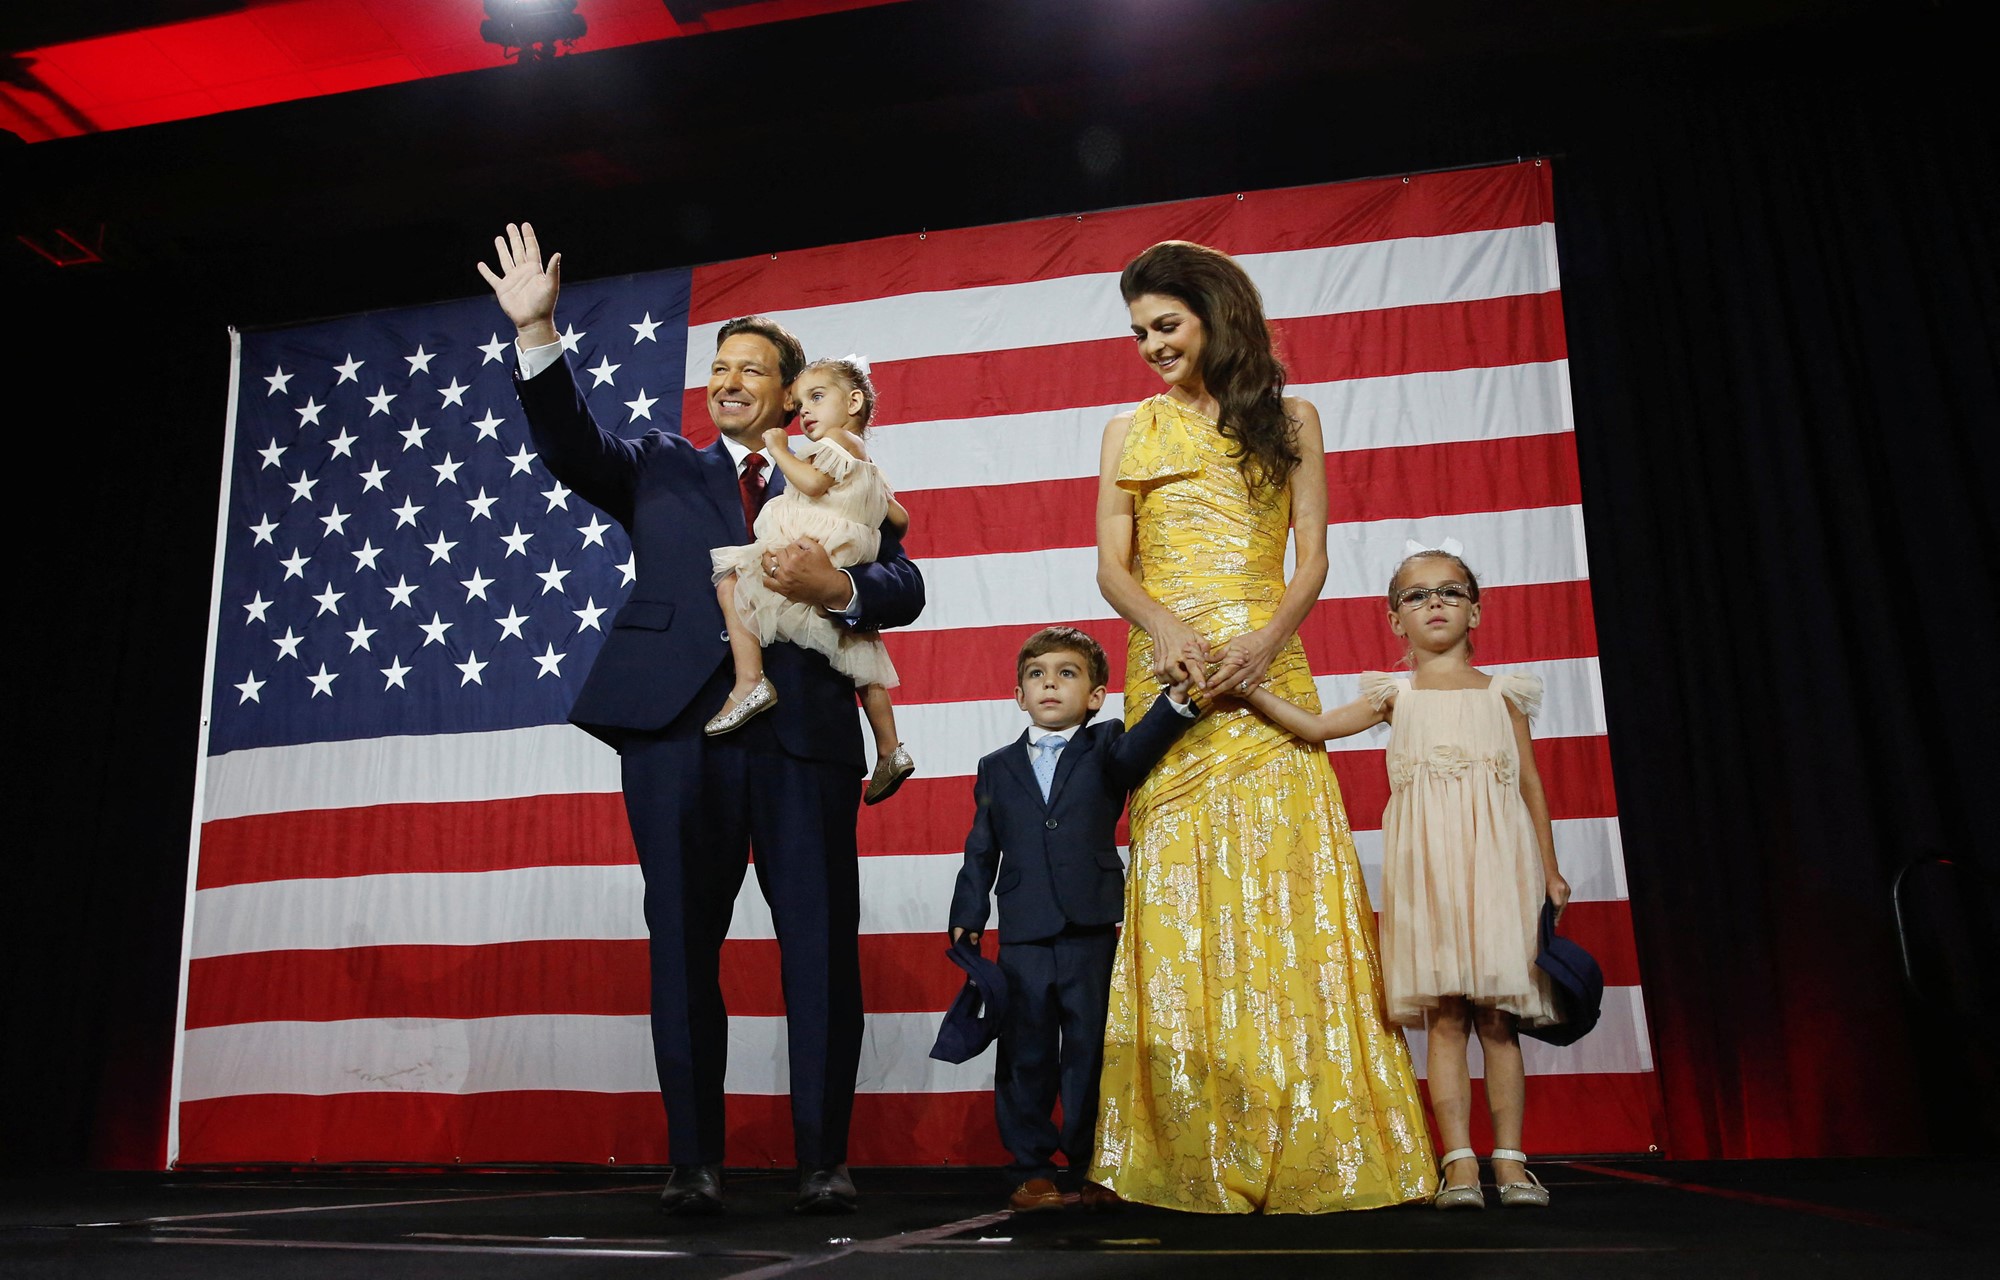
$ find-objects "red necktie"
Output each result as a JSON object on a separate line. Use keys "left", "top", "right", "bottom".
{"left": 738, "top": 452, "right": 769, "bottom": 532}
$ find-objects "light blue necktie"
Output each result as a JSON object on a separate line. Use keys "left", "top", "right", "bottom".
{"left": 1032, "top": 735, "right": 1065, "bottom": 802}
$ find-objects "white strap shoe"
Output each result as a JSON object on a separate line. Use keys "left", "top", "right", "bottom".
{"left": 1431, "top": 1147, "right": 1485, "bottom": 1210}
{"left": 1491, "top": 1148, "right": 1550, "bottom": 1207}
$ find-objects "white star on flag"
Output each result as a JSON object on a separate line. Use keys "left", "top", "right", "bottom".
{"left": 326, "top": 428, "right": 358, "bottom": 458}
{"left": 507, "top": 445, "right": 539, "bottom": 476}
{"left": 617, "top": 554, "right": 637, "bottom": 586}
{"left": 500, "top": 525, "right": 534, "bottom": 557}
{"left": 307, "top": 664, "right": 338, "bottom": 698}
{"left": 392, "top": 497, "right": 424, "bottom": 528}
{"left": 289, "top": 471, "right": 319, "bottom": 503}
{"left": 460, "top": 568, "right": 495, "bottom": 601}
{"left": 366, "top": 386, "right": 397, "bottom": 415}
{"left": 466, "top": 488, "right": 499, "bottom": 520}
{"left": 471, "top": 410, "right": 504, "bottom": 441}
{"left": 351, "top": 540, "right": 384, "bottom": 572}
{"left": 319, "top": 505, "right": 351, "bottom": 536}
{"left": 533, "top": 644, "right": 566, "bottom": 678}
{"left": 542, "top": 481, "right": 571, "bottom": 511}
{"left": 346, "top": 619, "right": 377, "bottom": 652}
{"left": 264, "top": 366, "right": 292, "bottom": 395}
{"left": 380, "top": 656, "right": 411, "bottom": 689}
{"left": 587, "top": 355, "right": 620, "bottom": 386}
{"left": 258, "top": 440, "right": 285, "bottom": 469}
{"left": 272, "top": 628, "right": 303, "bottom": 660}
{"left": 456, "top": 651, "right": 489, "bottom": 686}
{"left": 439, "top": 377, "right": 469, "bottom": 408}
{"left": 537, "top": 558, "right": 571, "bottom": 595}
{"left": 573, "top": 598, "right": 606, "bottom": 632}
{"left": 243, "top": 592, "right": 272, "bottom": 623}
{"left": 419, "top": 613, "right": 454, "bottom": 646}
{"left": 234, "top": 672, "right": 264, "bottom": 703}
{"left": 432, "top": 454, "right": 464, "bottom": 486}
{"left": 557, "top": 324, "right": 585, "bottom": 353}
{"left": 405, "top": 345, "right": 436, "bottom": 375}
{"left": 249, "top": 515, "right": 278, "bottom": 545}
{"left": 578, "top": 515, "right": 611, "bottom": 548}
{"left": 280, "top": 548, "right": 311, "bottom": 580}
{"left": 425, "top": 532, "right": 458, "bottom": 564}
{"left": 333, "top": 354, "right": 363, "bottom": 384}
{"left": 296, "top": 397, "right": 324, "bottom": 427}
{"left": 386, "top": 576, "right": 419, "bottom": 608}
{"left": 358, "top": 461, "right": 390, "bottom": 492}
{"left": 479, "top": 333, "right": 510, "bottom": 364}
{"left": 494, "top": 606, "right": 530, "bottom": 641}
{"left": 400, "top": 419, "right": 430, "bottom": 450}
{"left": 312, "top": 584, "right": 345, "bottom": 616}
{"left": 631, "top": 313, "right": 661, "bottom": 342}
{"left": 625, "top": 389, "right": 658, "bottom": 421}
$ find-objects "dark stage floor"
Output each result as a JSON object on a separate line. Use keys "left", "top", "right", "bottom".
{"left": 4, "top": 1159, "right": 1993, "bottom": 1278}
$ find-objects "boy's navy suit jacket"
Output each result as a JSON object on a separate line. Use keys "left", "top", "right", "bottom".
{"left": 949, "top": 694, "right": 1192, "bottom": 944}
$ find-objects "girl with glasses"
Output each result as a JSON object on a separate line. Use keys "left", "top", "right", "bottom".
{"left": 1244, "top": 548, "right": 1572, "bottom": 1210}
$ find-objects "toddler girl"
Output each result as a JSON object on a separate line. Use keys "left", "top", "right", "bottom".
{"left": 1243, "top": 547, "right": 1570, "bottom": 1209}
{"left": 707, "top": 357, "right": 915, "bottom": 804}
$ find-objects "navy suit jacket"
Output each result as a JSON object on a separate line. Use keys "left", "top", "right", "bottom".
{"left": 949, "top": 694, "right": 1194, "bottom": 944}
{"left": 515, "top": 357, "right": 924, "bottom": 769}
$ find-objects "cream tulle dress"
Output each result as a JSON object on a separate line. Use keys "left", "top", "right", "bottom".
{"left": 1359, "top": 671, "right": 1559, "bottom": 1029}
{"left": 709, "top": 435, "right": 898, "bottom": 689}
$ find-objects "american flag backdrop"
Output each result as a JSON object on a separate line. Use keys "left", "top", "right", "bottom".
{"left": 175, "top": 161, "right": 1663, "bottom": 1166}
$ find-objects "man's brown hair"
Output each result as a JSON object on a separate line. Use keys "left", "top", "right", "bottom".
{"left": 716, "top": 315, "right": 806, "bottom": 385}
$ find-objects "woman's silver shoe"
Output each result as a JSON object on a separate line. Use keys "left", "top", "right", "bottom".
{"left": 1432, "top": 1147, "right": 1485, "bottom": 1210}
{"left": 864, "top": 744, "right": 915, "bottom": 804}
{"left": 1492, "top": 1148, "right": 1550, "bottom": 1207}
{"left": 704, "top": 676, "right": 778, "bottom": 736}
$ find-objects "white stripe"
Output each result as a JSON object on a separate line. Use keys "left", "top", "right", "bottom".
{"left": 1404, "top": 986, "right": 1654, "bottom": 1077}
{"left": 912, "top": 504, "right": 1588, "bottom": 633}
{"left": 203, "top": 723, "right": 620, "bottom": 822}
{"left": 685, "top": 226, "right": 1558, "bottom": 385}
{"left": 190, "top": 815, "right": 1626, "bottom": 961}
{"left": 871, "top": 361, "right": 1574, "bottom": 492}
{"left": 177, "top": 985, "right": 1644, "bottom": 1103}
{"left": 198, "top": 651, "right": 1605, "bottom": 822}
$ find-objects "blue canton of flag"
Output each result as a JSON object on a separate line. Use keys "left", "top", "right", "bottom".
{"left": 210, "top": 270, "right": 693, "bottom": 754}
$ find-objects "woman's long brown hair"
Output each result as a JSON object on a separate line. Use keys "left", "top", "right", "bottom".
{"left": 1120, "top": 240, "right": 1301, "bottom": 492}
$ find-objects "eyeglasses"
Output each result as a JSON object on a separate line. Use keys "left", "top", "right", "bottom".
{"left": 1394, "top": 584, "right": 1474, "bottom": 611}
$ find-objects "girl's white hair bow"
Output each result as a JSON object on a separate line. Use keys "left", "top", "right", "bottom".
{"left": 840, "top": 352, "right": 872, "bottom": 375}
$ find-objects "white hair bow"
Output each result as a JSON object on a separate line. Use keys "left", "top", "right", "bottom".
{"left": 840, "top": 352, "right": 872, "bottom": 375}
{"left": 1405, "top": 536, "right": 1465, "bottom": 558}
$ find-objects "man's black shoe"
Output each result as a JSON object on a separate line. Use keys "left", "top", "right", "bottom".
{"left": 793, "top": 1163, "right": 857, "bottom": 1214}
{"left": 657, "top": 1163, "right": 724, "bottom": 1215}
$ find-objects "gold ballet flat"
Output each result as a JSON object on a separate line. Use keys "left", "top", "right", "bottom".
{"left": 704, "top": 675, "right": 778, "bottom": 736}
{"left": 1432, "top": 1147, "right": 1486, "bottom": 1210}
{"left": 864, "top": 744, "right": 915, "bottom": 805}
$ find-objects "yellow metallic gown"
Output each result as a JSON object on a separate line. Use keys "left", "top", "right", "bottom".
{"left": 1088, "top": 394, "right": 1436, "bottom": 1214}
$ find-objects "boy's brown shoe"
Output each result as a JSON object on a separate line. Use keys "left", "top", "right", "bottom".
{"left": 1007, "top": 1177, "right": 1064, "bottom": 1211}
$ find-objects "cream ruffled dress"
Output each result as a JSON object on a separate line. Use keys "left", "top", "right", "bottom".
{"left": 709, "top": 435, "right": 898, "bottom": 689}
{"left": 1359, "top": 670, "right": 1559, "bottom": 1028}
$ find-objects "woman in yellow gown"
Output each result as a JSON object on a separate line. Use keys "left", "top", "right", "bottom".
{"left": 1087, "top": 241, "right": 1436, "bottom": 1213}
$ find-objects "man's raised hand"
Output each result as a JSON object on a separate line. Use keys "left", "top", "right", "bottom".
{"left": 476, "top": 222, "right": 561, "bottom": 346}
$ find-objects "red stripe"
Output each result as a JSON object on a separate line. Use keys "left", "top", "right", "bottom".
{"left": 883, "top": 581, "right": 1598, "bottom": 707}
{"left": 196, "top": 793, "right": 635, "bottom": 890}
{"left": 859, "top": 734, "right": 1615, "bottom": 854}
{"left": 184, "top": 902, "right": 1641, "bottom": 1028}
{"left": 690, "top": 164, "right": 1552, "bottom": 322}
{"left": 680, "top": 291, "right": 1569, "bottom": 440}
{"left": 176, "top": 1090, "right": 1011, "bottom": 1167}
{"left": 174, "top": 1072, "right": 1657, "bottom": 1168}
{"left": 900, "top": 433, "right": 1581, "bottom": 560}
{"left": 1329, "top": 733, "right": 1621, "bottom": 831}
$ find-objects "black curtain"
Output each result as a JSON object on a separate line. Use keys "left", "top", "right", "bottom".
{"left": 1556, "top": 34, "right": 2000, "bottom": 1153}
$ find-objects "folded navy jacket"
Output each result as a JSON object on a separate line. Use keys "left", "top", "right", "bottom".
{"left": 1520, "top": 897, "right": 1604, "bottom": 1047}
{"left": 928, "top": 938, "right": 1011, "bottom": 1064}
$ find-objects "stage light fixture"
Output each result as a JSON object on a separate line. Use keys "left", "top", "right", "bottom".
{"left": 481, "top": 1, "right": 588, "bottom": 64}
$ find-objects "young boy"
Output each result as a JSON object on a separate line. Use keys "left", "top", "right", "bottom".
{"left": 947, "top": 626, "right": 1197, "bottom": 1211}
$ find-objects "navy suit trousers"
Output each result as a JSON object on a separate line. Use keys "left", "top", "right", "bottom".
{"left": 994, "top": 925, "right": 1118, "bottom": 1182}
{"left": 618, "top": 663, "right": 864, "bottom": 1167}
